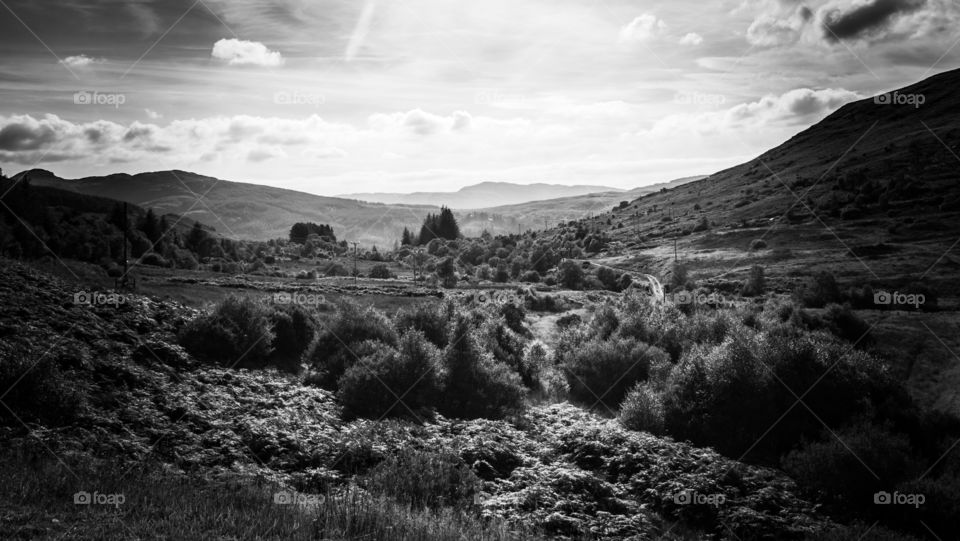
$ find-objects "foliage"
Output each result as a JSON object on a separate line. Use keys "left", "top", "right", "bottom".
{"left": 338, "top": 331, "right": 443, "bottom": 420}
{"left": 562, "top": 337, "right": 665, "bottom": 409}
{"left": 179, "top": 296, "right": 275, "bottom": 369}
{"left": 619, "top": 382, "right": 665, "bottom": 435}
{"left": 290, "top": 222, "right": 335, "bottom": 243}
{"left": 438, "top": 318, "right": 525, "bottom": 419}
{"left": 305, "top": 301, "right": 399, "bottom": 389}
{"left": 418, "top": 207, "right": 460, "bottom": 245}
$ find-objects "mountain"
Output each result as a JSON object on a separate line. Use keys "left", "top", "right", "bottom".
{"left": 18, "top": 169, "right": 434, "bottom": 246}
{"left": 340, "top": 181, "right": 624, "bottom": 209}
{"left": 456, "top": 176, "right": 705, "bottom": 236}
{"left": 576, "top": 67, "right": 960, "bottom": 290}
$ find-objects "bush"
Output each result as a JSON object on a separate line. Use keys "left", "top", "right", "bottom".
{"left": 305, "top": 301, "right": 399, "bottom": 389}
{"left": 797, "top": 271, "right": 841, "bottom": 308}
{"left": 619, "top": 382, "right": 665, "bottom": 435}
{"left": 324, "top": 262, "right": 351, "bottom": 277}
{"left": 438, "top": 319, "right": 525, "bottom": 419}
{"left": 268, "top": 304, "right": 319, "bottom": 373}
{"left": 179, "top": 296, "right": 275, "bottom": 368}
{"left": 140, "top": 252, "right": 169, "bottom": 267}
{"left": 520, "top": 270, "right": 540, "bottom": 283}
{"left": 557, "top": 260, "right": 584, "bottom": 290}
{"left": 562, "top": 337, "right": 666, "bottom": 409}
{"left": 749, "top": 239, "right": 768, "bottom": 251}
{"left": 741, "top": 265, "right": 765, "bottom": 297}
{"left": 368, "top": 264, "right": 393, "bottom": 279}
{"left": 338, "top": 331, "right": 443, "bottom": 420}
{"left": 395, "top": 302, "right": 450, "bottom": 349}
{"left": 0, "top": 342, "right": 83, "bottom": 426}
{"left": 782, "top": 421, "right": 915, "bottom": 509}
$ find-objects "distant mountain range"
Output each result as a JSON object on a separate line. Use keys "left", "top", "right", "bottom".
{"left": 16, "top": 169, "right": 703, "bottom": 245}
{"left": 340, "top": 181, "right": 625, "bottom": 209}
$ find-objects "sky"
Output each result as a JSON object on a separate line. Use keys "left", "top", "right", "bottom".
{"left": 0, "top": 0, "right": 958, "bottom": 196}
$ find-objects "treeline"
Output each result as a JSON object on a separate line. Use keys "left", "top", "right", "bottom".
{"left": 289, "top": 222, "right": 336, "bottom": 244}
{"left": 401, "top": 206, "right": 460, "bottom": 246}
{"left": 0, "top": 174, "right": 276, "bottom": 272}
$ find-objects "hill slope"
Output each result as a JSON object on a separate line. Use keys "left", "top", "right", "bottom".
{"left": 584, "top": 67, "right": 960, "bottom": 292}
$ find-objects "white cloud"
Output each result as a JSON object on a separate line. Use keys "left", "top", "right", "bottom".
{"left": 619, "top": 14, "right": 668, "bottom": 42}
{"left": 211, "top": 39, "right": 285, "bottom": 67}
{"left": 679, "top": 32, "right": 704, "bottom": 46}
{"left": 145, "top": 109, "right": 162, "bottom": 120}
{"left": 60, "top": 55, "right": 105, "bottom": 67}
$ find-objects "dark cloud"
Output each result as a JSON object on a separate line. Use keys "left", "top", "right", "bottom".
{"left": 822, "top": 0, "right": 927, "bottom": 42}
{"left": 0, "top": 122, "right": 56, "bottom": 151}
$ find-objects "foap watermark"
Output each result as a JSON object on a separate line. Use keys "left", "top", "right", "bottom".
{"left": 73, "top": 90, "right": 126, "bottom": 108}
{"left": 74, "top": 490, "right": 125, "bottom": 508}
{"left": 874, "top": 491, "right": 924, "bottom": 508}
{"left": 74, "top": 291, "right": 128, "bottom": 307}
{"left": 274, "top": 489, "right": 325, "bottom": 506}
{"left": 274, "top": 90, "right": 325, "bottom": 107}
{"left": 669, "top": 291, "right": 742, "bottom": 308}
{"left": 475, "top": 88, "right": 528, "bottom": 107}
{"left": 674, "top": 91, "right": 726, "bottom": 107}
{"left": 273, "top": 292, "right": 326, "bottom": 306}
{"left": 873, "top": 290, "right": 925, "bottom": 309}
{"left": 673, "top": 490, "right": 726, "bottom": 507}
{"left": 874, "top": 91, "right": 925, "bottom": 109}
{"left": 466, "top": 290, "right": 515, "bottom": 306}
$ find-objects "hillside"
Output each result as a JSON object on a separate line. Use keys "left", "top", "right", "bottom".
{"left": 458, "top": 176, "right": 705, "bottom": 236}
{"left": 340, "top": 181, "right": 624, "bottom": 209}
{"left": 17, "top": 169, "right": 434, "bottom": 246}
{"left": 0, "top": 259, "right": 835, "bottom": 539}
{"left": 579, "top": 67, "right": 960, "bottom": 293}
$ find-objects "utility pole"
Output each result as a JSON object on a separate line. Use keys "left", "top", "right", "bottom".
{"left": 351, "top": 242, "right": 359, "bottom": 285}
{"left": 674, "top": 238, "right": 678, "bottom": 263}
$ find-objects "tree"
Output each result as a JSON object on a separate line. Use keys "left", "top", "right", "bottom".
{"left": 187, "top": 222, "right": 207, "bottom": 253}
{"left": 418, "top": 206, "right": 460, "bottom": 245}
{"left": 401, "top": 227, "right": 413, "bottom": 246}
{"left": 558, "top": 260, "right": 584, "bottom": 290}
{"left": 290, "top": 222, "right": 335, "bottom": 244}
{"left": 437, "top": 257, "right": 457, "bottom": 288}
{"left": 140, "top": 208, "right": 161, "bottom": 244}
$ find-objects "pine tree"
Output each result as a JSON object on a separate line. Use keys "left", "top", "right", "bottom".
{"left": 401, "top": 227, "right": 413, "bottom": 246}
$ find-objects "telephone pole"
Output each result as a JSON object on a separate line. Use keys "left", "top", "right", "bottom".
{"left": 351, "top": 242, "right": 359, "bottom": 285}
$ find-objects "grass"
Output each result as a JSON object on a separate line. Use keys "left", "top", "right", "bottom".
{"left": 0, "top": 449, "right": 539, "bottom": 540}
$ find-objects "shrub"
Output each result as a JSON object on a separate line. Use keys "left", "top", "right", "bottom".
{"left": 368, "top": 264, "right": 393, "bottom": 279}
{"left": 395, "top": 302, "right": 450, "bottom": 349}
{"left": 268, "top": 304, "right": 319, "bottom": 373}
{"left": 797, "top": 271, "right": 841, "bottom": 308}
{"left": 361, "top": 449, "right": 480, "bottom": 509}
{"left": 668, "top": 262, "right": 688, "bottom": 290}
{"left": 782, "top": 421, "right": 915, "bottom": 509}
{"left": 557, "top": 260, "right": 584, "bottom": 290}
{"left": 749, "top": 239, "right": 767, "bottom": 251}
{"left": 305, "top": 301, "right": 399, "bottom": 389}
{"left": 140, "top": 252, "right": 169, "bottom": 267}
{"left": 741, "top": 265, "right": 765, "bottom": 297}
{"left": 520, "top": 270, "right": 540, "bottom": 283}
{"left": 338, "top": 331, "right": 442, "bottom": 420}
{"left": 562, "top": 337, "right": 666, "bottom": 409}
{"left": 324, "top": 262, "right": 351, "bottom": 277}
{"left": 619, "top": 382, "right": 665, "bottom": 435}
{"left": 179, "top": 296, "right": 275, "bottom": 368}
{"left": 0, "top": 342, "right": 83, "bottom": 426}
{"left": 438, "top": 319, "right": 525, "bottom": 419}
{"left": 820, "top": 303, "right": 871, "bottom": 344}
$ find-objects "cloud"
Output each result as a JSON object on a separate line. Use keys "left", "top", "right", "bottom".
{"left": 822, "top": 0, "right": 927, "bottom": 42}
{"left": 60, "top": 55, "right": 105, "bottom": 67}
{"left": 619, "top": 14, "right": 668, "bottom": 42}
{"left": 211, "top": 39, "right": 285, "bottom": 67}
{"left": 746, "top": 5, "right": 814, "bottom": 46}
{"left": 679, "top": 32, "right": 704, "bottom": 45}
{"left": 368, "top": 109, "right": 474, "bottom": 135}
{"left": 145, "top": 109, "right": 163, "bottom": 120}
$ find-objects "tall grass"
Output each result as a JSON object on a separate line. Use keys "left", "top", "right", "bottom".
{"left": 0, "top": 449, "right": 538, "bottom": 540}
